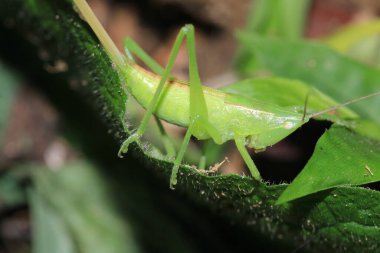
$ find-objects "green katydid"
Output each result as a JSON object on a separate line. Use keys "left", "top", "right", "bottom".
{"left": 73, "top": 0, "right": 380, "bottom": 189}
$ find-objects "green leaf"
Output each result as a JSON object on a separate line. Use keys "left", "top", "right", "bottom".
{"left": 30, "top": 190, "right": 75, "bottom": 253}
{"left": 31, "top": 161, "right": 141, "bottom": 253}
{"left": 236, "top": 33, "right": 380, "bottom": 125}
{"left": 277, "top": 125, "right": 380, "bottom": 204}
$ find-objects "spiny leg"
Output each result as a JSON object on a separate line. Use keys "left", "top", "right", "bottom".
{"left": 118, "top": 37, "right": 177, "bottom": 158}
{"left": 234, "top": 135, "right": 262, "bottom": 180}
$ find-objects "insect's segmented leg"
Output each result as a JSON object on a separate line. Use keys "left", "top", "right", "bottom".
{"left": 234, "top": 136, "right": 262, "bottom": 180}
{"left": 118, "top": 37, "right": 176, "bottom": 158}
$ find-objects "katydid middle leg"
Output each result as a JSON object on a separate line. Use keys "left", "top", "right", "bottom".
{"left": 234, "top": 135, "right": 262, "bottom": 180}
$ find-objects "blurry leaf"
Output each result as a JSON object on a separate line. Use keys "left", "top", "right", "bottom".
{"left": 30, "top": 190, "right": 75, "bottom": 253}
{"left": 324, "top": 20, "right": 380, "bottom": 53}
{"left": 347, "top": 35, "right": 380, "bottom": 66}
{"left": 277, "top": 125, "right": 380, "bottom": 204}
{"left": 324, "top": 20, "right": 380, "bottom": 66}
{"left": 236, "top": 33, "right": 380, "bottom": 125}
{"left": 246, "top": 0, "right": 310, "bottom": 39}
{"left": 0, "top": 61, "right": 20, "bottom": 144}
{"left": 32, "top": 162, "right": 141, "bottom": 253}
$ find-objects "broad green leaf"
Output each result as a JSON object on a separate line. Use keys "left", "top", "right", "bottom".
{"left": 236, "top": 33, "right": 380, "bottom": 125}
{"left": 277, "top": 125, "right": 380, "bottom": 204}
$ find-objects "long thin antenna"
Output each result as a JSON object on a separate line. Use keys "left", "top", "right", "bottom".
{"left": 302, "top": 92, "right": 311, "bottom": 122}
{"left": 73, "top": 0, "right": 125, "bottom": 68}
{"left": 309, "top": 90, "right": 380, "bottom": 119}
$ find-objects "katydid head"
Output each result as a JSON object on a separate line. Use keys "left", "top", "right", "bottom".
{"left": 304, "top": 90, "right": 380, "bottom": 121}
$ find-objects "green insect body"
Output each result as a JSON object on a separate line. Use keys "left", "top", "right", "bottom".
{"left": 73, "top": 0, "right": 379, "bottom": 190}
{"left": 126, "top": 64, "right": 305, "bottom": 148}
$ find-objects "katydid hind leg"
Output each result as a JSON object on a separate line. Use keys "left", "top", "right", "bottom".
{"left": 170, "top": 25, "right": 226, "bottom": 187}
{"left": 185, "top": 25, "right": 208, "bottom": 121}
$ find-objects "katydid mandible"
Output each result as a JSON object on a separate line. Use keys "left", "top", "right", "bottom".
{"left": 73, "top": 0, "right": 380, "bottom": 189}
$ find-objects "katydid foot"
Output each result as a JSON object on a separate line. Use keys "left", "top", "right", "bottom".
{"left": 118, "top": 133, "right": 141, "bottom": 158}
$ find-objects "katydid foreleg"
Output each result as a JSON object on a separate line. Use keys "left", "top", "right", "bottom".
{"left": 123, "top": 37, "right": 176, "bottom": 158}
